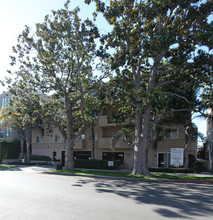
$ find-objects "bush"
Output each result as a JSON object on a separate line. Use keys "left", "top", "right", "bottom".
{"left": 148, "top": 168, "right": 194, "bottom": 173}
{"left": 74, "top": 159, "right": 121, "bottom": 170}
{"left": 30, "top": 155, "right": 52, "bottom": 161}
{"left": 8, "top": 161, "right": 35, "bottom": 165}
{"left": 0, "top": 140, "right": 20, "bottom": 162}
{"left": 188, "top": 154, "right": 196, "bottom": 168}
{"left": 194, "top": 159, "right": 209, "bottom": 173}
{"left": 8, "top": 160, "right": 52, "bottom": 166}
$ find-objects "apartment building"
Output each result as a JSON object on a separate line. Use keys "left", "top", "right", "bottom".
{"left": 32, "top": 107, "right": 197, "bottom": 169}
{"left": 207, "top": 109, "right": 213, "bottom": 170}
{"left": 0, "top": 92, "right": 19, "bottom": 141}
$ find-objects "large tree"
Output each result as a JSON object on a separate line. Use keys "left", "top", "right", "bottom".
{"left": 11, "top": 2, "right": 105, "bottom": 170}
{"left": 0, "top": 79, "right": 41, "bottom": 162}
{"left": 87, "top": 0, "right": 213, "bottom": 175}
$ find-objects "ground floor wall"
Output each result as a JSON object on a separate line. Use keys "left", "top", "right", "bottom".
{"left": 32, "top": 143, "right": 197, "bottom": 170}
{"left": 32, "top": 124, "right": 197, "bottom": 169}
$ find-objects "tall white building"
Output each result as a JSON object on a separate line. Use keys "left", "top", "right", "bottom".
{"left": 0, "top": 92, "right": 19, "bottom": 141}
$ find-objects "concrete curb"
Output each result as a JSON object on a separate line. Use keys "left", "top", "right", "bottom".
{"left": 163, "top": 179, "right": 213, "bottom": 183}
{"left": 44, "top": 171, "right": 213, "bottom": 183}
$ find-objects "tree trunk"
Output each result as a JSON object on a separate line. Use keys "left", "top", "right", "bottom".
{"left": 64, "top": 96, "right": 75, "bottom": 170}
{"left": 19, "top": 129, "right": 25, "bottom": 160}
{"left": 132, "top": 106, "right": 142, "bottom": 175}
{"left": 139, "top": 105, "right": 152, "bottom": 176}
{"left": 132, "top": 104, "right": 152, "bottom": 176}
{"left": 26, "top": 127, "right": 31, "bottom": 162}
{"left": 65, "top": 139, "right": 74, "bottom": 170}
{"left": 184, "top": 146, "right": 189, "bottom": 168}
{"left": 91, "top": 120, "right": 95, "bottom": 160}
{"left": 184, "top": 126, "right": 191, "bottom": 168}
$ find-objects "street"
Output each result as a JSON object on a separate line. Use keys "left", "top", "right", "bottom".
{"left": 0, "top": 167, "right": 213, "bottom": 220}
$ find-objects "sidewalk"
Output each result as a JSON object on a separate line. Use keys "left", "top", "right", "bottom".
{"left": 3, "top": 165, "right": 213, "bottom": 183}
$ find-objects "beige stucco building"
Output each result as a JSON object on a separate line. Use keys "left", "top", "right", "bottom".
{"left": 206, "top": 109, "right": 213, "bottom": 170}
{"left": 32, "top": 108, "right": 197, "bottom": 169}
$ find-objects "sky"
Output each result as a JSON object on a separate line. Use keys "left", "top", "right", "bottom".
{"left": 0, "top": 0, "right": 208, "bottom": 140}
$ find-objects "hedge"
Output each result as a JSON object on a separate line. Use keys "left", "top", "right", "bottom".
{"left": 74, "top": 159, "right": 121, "bottom": 170}
{"left": 148, "top": 168, "right": 195, "bottom": 173}
{"left": 0, "top": 140, "right": 20, "bottom": 163}
{"left": 30, "top": 155, "right": 52, "bottom": 161}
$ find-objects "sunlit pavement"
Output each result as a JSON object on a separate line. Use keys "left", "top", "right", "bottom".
{"left": 6, "top": 165, "right": 213, "bottom": 183}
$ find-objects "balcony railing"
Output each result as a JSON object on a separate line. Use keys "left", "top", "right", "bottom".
{"left": 98, "top": 138, "right": 130, "bottom": 149}
{"left": 99, "top": 116, "right": 115, "bottom": 127}
{"left": 74, "top": 139, "right": 86, "bottom": 149}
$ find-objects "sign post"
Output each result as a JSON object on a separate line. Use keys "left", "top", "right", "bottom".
{"left": 171, "top": 148, "right": 184, "bottom": 167}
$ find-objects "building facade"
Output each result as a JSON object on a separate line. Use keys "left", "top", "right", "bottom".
{"left": 0, "top": 92, "right": 19, "bottom": 141}
{"left": 206, "top": 109, "right": 213, "bottom": 170}
{"left": 32, "top": 108, "right": 197, "bottom": 169}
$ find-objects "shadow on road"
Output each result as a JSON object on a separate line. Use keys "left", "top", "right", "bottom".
{"left": 72, "top": 178, "right": 213, "bottom": 219}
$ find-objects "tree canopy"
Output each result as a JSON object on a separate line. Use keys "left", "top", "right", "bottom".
{"left": 86, "top": 0, "right": 213, "bottom": 175}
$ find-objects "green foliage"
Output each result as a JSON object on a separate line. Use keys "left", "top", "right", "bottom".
{"left": 194, "top": 160, "right": 209, "bottom": 173}
{"left": 0, "top": 165, "right": 17, "bottom": 169}
{"left": 86, "top": 0, "right": 212, "bottom": 175}
{"left": 8, "top": 161, "right": 34, "bottom": 165}
{"left": 5, "top": 1, "right": 108, "bottom": 169}
{"left": 148, "top": 168, "right": 194, "bottom": 173}
{"left": 188, "top": 154, "right": 196, "bottom": 169}
{"left": 0, "top": 140, "right": 21, "bottom": 162}
{"left": 74, "top": 159, "right": 121, "bottom": 170}
{"left": 30, "top": 155, "right": 52, "bottom": 161}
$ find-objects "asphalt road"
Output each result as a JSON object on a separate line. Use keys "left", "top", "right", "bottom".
{"left": 0, "top": 166, "right": 213, "bottom": 220}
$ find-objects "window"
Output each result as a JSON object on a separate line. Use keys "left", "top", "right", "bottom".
{"left": 89, "top": 133, "right": 92, "bottom": 141}
{"left": 53, "top": 151, "right": 57, "bottom": 161}
{"left": 158, "top": 153, "right": 171, "bottom": 168}
{"left": 36, "top": 136, "right": 42, "bottom": 143}
{"left": 77, "top": 134, "right": 85, "bottom": 140}
{"left": 89, "top": 132, "right": 98, "bottom": 141}
{"left": 55, "top": 135, "right": 61, "bottom": 143}
{"left": 148, "top": 130, "right": 152, "bottom": 139}
{"left": 74, "top": 151, "right": 91, "bottom": 160}
{"left": 5, "top": 128, "right": 11, "bottom": 138}
{"left": 1, "top": 97, "right": 10, "bottom": 107}
{"left": 0, "top": 129, "right": 4, "bottom": 138}
{"left": 164, "top": 128, "right": 179, "bottom": 139}
{"left": 1, "top": 97, "right": 7, "bottom": 107}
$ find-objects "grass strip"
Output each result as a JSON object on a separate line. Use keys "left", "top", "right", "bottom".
{"left": 51, "top": 169, "right": 213, "bottom": 181}
{"left": 0, "top": 164, "right": 17, "bottom": 169}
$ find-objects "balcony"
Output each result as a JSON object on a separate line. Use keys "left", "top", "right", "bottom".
{"left": 99, "top": 115, "right": 132, "bottom": 127}
{"left": 98, "top": 138, "right": 130, "bottom": 149}
{"left": 74, "top": 139, "right": 86, "bottom": 149}
{"left": 98, "top": 116, "right": 116, "bottom": 127}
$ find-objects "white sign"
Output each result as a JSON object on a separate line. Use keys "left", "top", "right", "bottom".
{"left": 108, "top": 161, "right": 114, "bottom": 167}
{"left": 171, "top": 148, "right": 184, "bottom": 167}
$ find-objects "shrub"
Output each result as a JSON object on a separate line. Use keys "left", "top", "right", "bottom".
{"left": 8, "top": 160, "right": 52, "bottom": 166}
{"left": 0, "top": 140, "right": 20, "bottom": 162}
{"left": 188, "top": 154, "right": 196, "bottom": 168}
{"left": 194, "top": 159, "right": 209, "bottom": 173}
{"left": 30, "top": 155, "right": 52, "bottom": 161}
{"left": 8, "top": 161, "right": 35, "bottom": 165}
{"left": 74, "top": 159, "right": 121, "bottom": 170}
{"left": 148, "top": 168, "right": 194, "bottom": 173}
